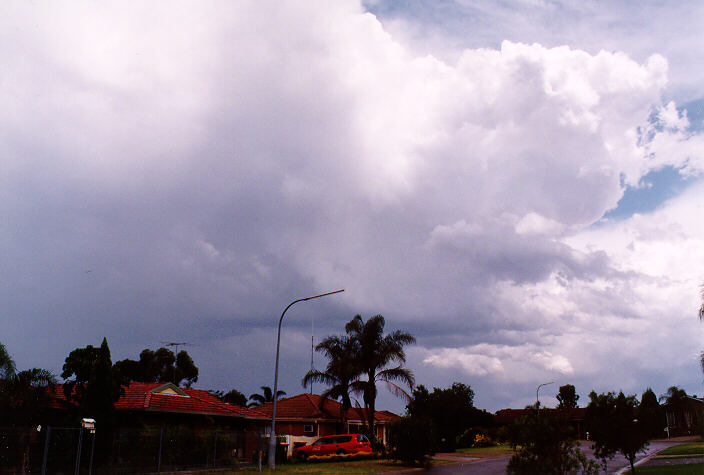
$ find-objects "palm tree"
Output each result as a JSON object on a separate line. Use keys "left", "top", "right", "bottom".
{"left": 344, "top": 314, "right": 416, "bottom": 443}
{"left": 302, "top": 335, "right": 360, "bottom": 425}
{"left": 0, "top": 342, "right": 16, "bottom": 379}
{"left": 660, "top": 386, "right": 688, "bottom": 406}
{"left": 0, "top": 343, "right": 56, "bottom": 426}
{"left": 3, "top": 369, "right": 56, "bottom": 425}
{"left": 248, "top": 385, "right": 286, "bottom": 407}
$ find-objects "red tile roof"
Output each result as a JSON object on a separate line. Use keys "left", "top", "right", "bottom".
{"left": 256, "top": 393, "right": 398, "bottom": 423}
{"left": 48, "top": 382, "right": 266, "bottom": 419}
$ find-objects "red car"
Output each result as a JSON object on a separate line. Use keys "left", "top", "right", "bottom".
{"left": 294, "top": 433, "right": 372, "bottom": 461}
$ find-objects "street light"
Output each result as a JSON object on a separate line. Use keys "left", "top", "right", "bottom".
{"left": 268, "top": 289, "right": 345, "bottom": 470}
{"left": 536, "top": 381, "right": 554, "bottom": 408}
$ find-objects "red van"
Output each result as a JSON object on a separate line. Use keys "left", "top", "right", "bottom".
{"left": 294, "top": 433, "right": 372, "bottom": 461}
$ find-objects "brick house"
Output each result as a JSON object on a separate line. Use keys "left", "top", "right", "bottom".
{"left": 255, "top": 393, "right": 399, "bottom": 455}
{"left": 43, "top": 385, "right": 399, "bottom": 462}
{"left": 47, "top": 382, "right": 267, "bottom": 463}
{"left": 663, "top": 395, "right": 704, "bottom": 437}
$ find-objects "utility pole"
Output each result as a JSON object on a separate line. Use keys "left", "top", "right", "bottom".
{"left": 268, "top": 289, "right": 344, "bottom": 470}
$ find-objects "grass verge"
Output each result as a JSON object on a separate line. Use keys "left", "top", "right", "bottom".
{"left": 634, "top": 462, "right": 704, "bottom": 474}
{"left": 456, "top": 445, "right": 515, "bottom": 456}
{"left": 658, "top": 441, "right": 704, "bottom": 457}
{"left": 247, "top": 458, "right": 420, "bottom": 473}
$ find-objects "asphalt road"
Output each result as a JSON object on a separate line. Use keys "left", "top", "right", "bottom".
{"left": 428, "top": 439, "right": 684, "bottom": 474}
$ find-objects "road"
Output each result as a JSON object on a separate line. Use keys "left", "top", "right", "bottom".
{"left": 429, "top": 439, "right": 683, "bottom": 474}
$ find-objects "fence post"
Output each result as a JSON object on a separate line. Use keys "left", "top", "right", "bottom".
{"left": 157, "top": 426, "right": 163, "bottom": 473}
{"left": 88, "top": 430, "right": 96, "bottom": 475}
{"left": 213, "top": 430, "right": 217, "bottom": 468}
{"left": 75, "top": 427, "right": 84, "bottom": 475}
{"left": 41, "top": 426, "right": 51, "bottom": 475}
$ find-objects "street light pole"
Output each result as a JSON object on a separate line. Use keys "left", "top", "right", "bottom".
{"left": 268, "top": 289, "right": 345, "bottom": 470}
{"left": 536, "top": 381, "right": 554, "bottom": 408}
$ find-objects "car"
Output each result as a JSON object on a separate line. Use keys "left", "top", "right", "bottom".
{"left": 294, "top": 433, "right": 372, "bottom": 461}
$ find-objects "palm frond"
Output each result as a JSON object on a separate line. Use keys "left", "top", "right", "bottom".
{"left": 302, "top": 369, "right": 337, "bottom": 388}
{"left": 382, "top": 379, "right": 412, "bottom": 403}
{"left": 376, "top": 366, "right": 415, "bottom": 389}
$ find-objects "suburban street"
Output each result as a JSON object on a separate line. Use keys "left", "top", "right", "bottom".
{"left": 429, "top": 439, "right": 684, "bottom": 474}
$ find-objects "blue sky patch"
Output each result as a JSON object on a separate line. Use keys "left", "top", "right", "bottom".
{"left": 603, "top": 166, "right": 695, "bottom": 221}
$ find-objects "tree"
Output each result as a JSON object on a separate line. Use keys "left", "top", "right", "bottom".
{"left": 62, "top": 338, "right": 126, "bottom": 463}
{"left": 302, "top": 334, "right": 360, "bottom": 424}
{"left": 248, "top": 386, "right": 286, "bottom": 407}
{"left": 407, "top": 382, "right": 491, "bottom": 452}
{"left": 0, "top": 345, "right": 56, "bottom": 473}
{"left": 586, "top": 391, "right": 649, "bottom": 473}
{"left": 507, "top": 406, "right": 600, "bottom": 474}
{"left": 388, "top": 415, "right": 436, "bottom": 467}
{"left": 344, "top": 314, "right": 416, "bottom": 444}
{"left": 0, "top": 342, "right": 16, "bottom": 379}
{"left": 210, "top": 389, "right": 248, "bottom": 406}
{"left": 660, "top": 386, "right": 688, "bottom": 408}
{"left": 0, "top": 343, "right": 56, "bottom": 427}
{"left": 113, "top": 347, "right": 199, "bottom": 387}
{"left": 639, "top": 388, "right": 665, "bottom": 439}
{"left": 0, "top": 369, "right": 57, "bottom": 426}
{"left": 556, "top": 384, "right": 579, "bottom": 409}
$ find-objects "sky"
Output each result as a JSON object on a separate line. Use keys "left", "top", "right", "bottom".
{"left": 2, "top": 0, "right": 703, "bottom": 413}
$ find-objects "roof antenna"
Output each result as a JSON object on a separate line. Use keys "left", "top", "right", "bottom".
{"left": 160, "top": 341, "right": 193, "bottom": 385}
{"left": 310, "top": 315, "right": 315, "bottom": 394}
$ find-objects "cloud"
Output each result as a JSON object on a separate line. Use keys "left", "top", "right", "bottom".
{"left": 1, "top": 0, "right": 702, "bottom": 412}
{"left": 422, "top": 344, "right": 574, "bottom": 378}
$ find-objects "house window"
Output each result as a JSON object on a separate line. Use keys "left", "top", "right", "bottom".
{"left": 304, "top": 424, "right": 314, "bottom": 434}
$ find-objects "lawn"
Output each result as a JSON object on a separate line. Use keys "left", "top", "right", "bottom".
{"left": 658, "top": 440, "right": 704, "bottom": 457}
{"left": 456, "top": 445, "right": 515, "bottom": 456}
{"left": 246, "top": 459, "right": 419, "bottom": 473}
{"left": 634, "top": 463, "right": 704, "bottom": 474}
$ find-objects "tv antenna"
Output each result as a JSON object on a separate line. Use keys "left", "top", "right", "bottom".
{"left": 310, "top": 315, "right": 317, "bottom": 394}
{"left": 161, "top": 341, "right": 192, "bottom": 355}
{"left": 160, "top": 341, "right": 196, "bottom": 385}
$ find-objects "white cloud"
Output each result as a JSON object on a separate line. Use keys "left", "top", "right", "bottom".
{"left": 422, "top": 343, "right": 573, "bottom": 379}
{"left": 423, "top": 348, "right": 504, "bottom": 376}
{"left": 515, "top": 212, "right": 565, "bottom": 236}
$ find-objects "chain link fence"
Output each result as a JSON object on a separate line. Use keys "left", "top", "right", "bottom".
{"left": 1, "top": 426, "right": 269, "bottom": 474}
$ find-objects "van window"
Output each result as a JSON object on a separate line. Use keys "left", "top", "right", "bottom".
{"left": 356, "top": 434, "right": 369, "bottom": 443}
{"left": 336, "top": 436, "right": 352, "bottom": 443}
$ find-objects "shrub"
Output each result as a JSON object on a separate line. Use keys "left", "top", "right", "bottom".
{"left": 472, "top": 433, "right": 494, "bottom": 448}
{"left": 388, "top": 416, "right": 436, "bottom": 467}
{"left": 507, "top": 407, "right": 601, "bottom": 475}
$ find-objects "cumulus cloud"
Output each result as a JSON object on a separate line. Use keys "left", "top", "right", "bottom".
{"left": 422, "top": 344, "right": 574, "bottom": 378}
{"left": 1, "top": 0, "right": 702, "bottom": 410}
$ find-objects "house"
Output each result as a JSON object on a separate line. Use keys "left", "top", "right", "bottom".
{"left": 49, "top": 381, "right": 264, "bottom": 426}
{"left": 255, "top": 393, "right": 399, "bottom": 455}
{"left": 47, "top": 382, "right": 267, "bottom": 463}
{"left": 663, "top": 395, "right": 704, "bottom": 437}
{"left": 42, "top": 385, "right": 400, "bottom": 463}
